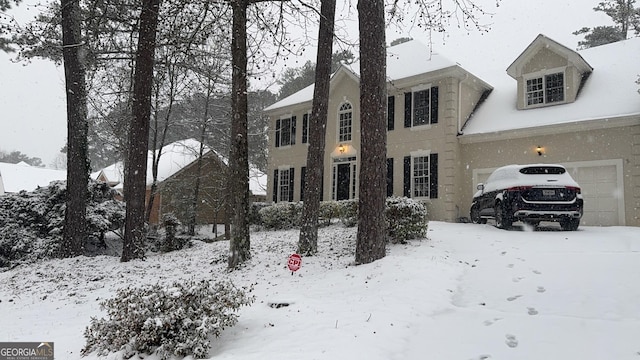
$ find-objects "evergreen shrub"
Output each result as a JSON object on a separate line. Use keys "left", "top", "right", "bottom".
{"left": 82, "top": 279, "right": 254, "bottom": 360}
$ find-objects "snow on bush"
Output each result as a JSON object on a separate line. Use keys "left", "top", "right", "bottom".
{"left": 0, "top": 180, "right": 125, "bottom": 268}
{"left": 259, "top": 202, "right": 303, "bottom": 229}
{"left": 255, "top": 197, "right": 428, "bottom": 242}
{"left": 82, "top": 279, "right": 255, "bottom": 360}
{"left": 385, "top": 196, "right": 428, "bottom": 243}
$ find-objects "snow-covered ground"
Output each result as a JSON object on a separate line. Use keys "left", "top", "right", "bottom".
{"left": 1, "top": 221, "right": 639, "bottom": 360}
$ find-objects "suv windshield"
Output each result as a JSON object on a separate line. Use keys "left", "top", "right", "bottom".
{"left": 519, "top": 166, "right": 566, "bottom": 175}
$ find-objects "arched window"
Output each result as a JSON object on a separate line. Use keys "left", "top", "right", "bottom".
{"left": 338, "top": 102, "right": 353, "bottom": 142}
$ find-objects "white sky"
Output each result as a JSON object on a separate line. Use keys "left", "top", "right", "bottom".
{"left": 0, "top": 0, "right": 610, "bottom": 167}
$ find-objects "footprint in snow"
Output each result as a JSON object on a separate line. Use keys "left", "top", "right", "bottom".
{"left": 512, "top": 277, "right": 524, "bottom": 283}
{"left": 527, "top": 307, "right": 539, "bottom": 315}
{"left": 532, "top": 270, "right": 542, "bottom": 275}
{"left": 507, "top": 264, "right": 514, "bottom": 268}
{"left": 507, "top": 295, "right": 522, "bottom": 301}
{"left": 537, "top": 286, "right": 546, "bottom": 293}
{"left": 469, "top": 355, "right": 491, "bottom": 360}
{"left": 505, "top": 334, "right": 519, "bottom": 348}
{"left": 483, "top": 318, "right": 502, "bottom": 326}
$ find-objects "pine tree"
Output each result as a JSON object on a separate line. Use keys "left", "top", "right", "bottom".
{"left": 298, "top": 0, "right": 336, "bottom": 256}
{"left": 573, "top": 0, "right": 640, "bottom": 49}
{"left": 355, "top": 0, "right": 387, "bottom": 265}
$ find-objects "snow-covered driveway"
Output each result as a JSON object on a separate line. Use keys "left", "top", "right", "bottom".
{"left": 416, "top": 222, "right": 640, "bottom": 360}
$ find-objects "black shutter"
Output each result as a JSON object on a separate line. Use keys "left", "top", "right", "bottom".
{"left": 275, "top": 119, "right": 281, "bottom": 147}
{"left": 430, "top": 86, "right": 439, "bottom": 124}
{"left": 404, "top": 92, "right": 412, "bottom": 128}
{"left": 300, "top": 166, "right": 306, "bottom": 201}
{"left": 302, "top": 114, "right": 308, "bottom": 144}
{"left": 289, "top": 167, "right": 295, "bottom": 201}
{"left": 430, "top": 153, "right": 438, "bottom": 199}
{"left": 273, "top": 169, "right": 279, "bottom": 202}
{"left": 403, "top": 156, "right": 411, "bottom": 197}
{"left": 386, "top": 158, "right": 394, "bottom": 197}
{"left": 291, "top": 115, "right": 297, "bottom": 145}
{"left": 387, "top": 96, "right": 395, "bottom": 131}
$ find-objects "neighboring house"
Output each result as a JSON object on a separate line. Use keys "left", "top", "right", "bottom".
{"left": 264, "top": 35, "right": 640, "bottom": 227}
{"left": 96, "top": 138, "right": 268, "bottom": 225}
{"left": 0, "top": 161, "right": 67, "bottom": 195}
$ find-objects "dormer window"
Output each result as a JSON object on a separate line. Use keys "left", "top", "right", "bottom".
{"left": 525, "top": 71, "right": 565, "bottom": 107}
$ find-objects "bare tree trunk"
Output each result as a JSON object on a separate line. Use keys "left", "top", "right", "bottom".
{"left": 298, "top": 0, "right": 336, "bottom": 256}
{"left": 122, "top": 0, "right": 161, "bottom": 262}
{"left": 60, "top": 0, "right": 88, "bottom": 257}
{"left": 355, "top": 0, "right": 387, "bottom": 265}
{"left": 228, "top": 0, "right": 251, "bottom": 269}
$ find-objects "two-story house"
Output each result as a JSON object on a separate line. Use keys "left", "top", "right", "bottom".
{"left": 264, "top": 35, "right": 640, "bottom": 227}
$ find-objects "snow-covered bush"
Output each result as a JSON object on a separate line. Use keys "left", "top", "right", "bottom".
{"left": 158, "top": 213, "right": 190, "bottom": 252}
{"left": 82, "top": 279, "right": 255, "bottom": 359}
{"left": 337, "top": 199, "right": 358, "bottom": 227}
{"left": 0, "top": 180, "right": 125, "bottom": 268}
{"left": 259, "top": 202, "right": 302, "bottom": 229}
{"left": 248, "top": 202, "right": 270, "bottom": 225}
{"left": 318, "top": 201, "right": 341, "bottom": 226}
{"left": 385, "top": 197, "right": 428, "bottom": 243}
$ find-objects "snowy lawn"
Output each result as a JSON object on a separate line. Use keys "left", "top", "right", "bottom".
{"left": 1, "top": 222, "right": 639, "bottom": 360}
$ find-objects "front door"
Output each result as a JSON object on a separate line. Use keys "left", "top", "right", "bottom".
{"left": 336, "top": 163, "right": 351, "bottom": 201}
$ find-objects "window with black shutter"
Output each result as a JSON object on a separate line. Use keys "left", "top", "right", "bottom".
{"left": 386, "top": 158, "right": 394, "bottom": 197}
{"left": 300, "top": 166, "right": 306, "bottom": 201}
{"left": 302, "top": 113, "right": 309, "bottom": 144}
{"left": 403, "top": 156, "right": 411, "bottom": 197}
{"left": 272, "top": 169, "right": 279, "bottom": 202}
{"left": 404, "top": 86, "right": 439, "bottom": 128}
{"left": 387, "top": 96, "right": 395, "bottom": 131}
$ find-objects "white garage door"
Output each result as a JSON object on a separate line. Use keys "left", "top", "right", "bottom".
{"left": 472, "top": 160, "right": 624, "bottom": 226}
{"left": 565, "top": 161, "right": 623, "bottom": 226}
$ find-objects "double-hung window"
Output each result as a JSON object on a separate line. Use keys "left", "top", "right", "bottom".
{"left": 338, "top": 102, "right": 353, "bottom": 142}
{"left": 272, "top": 167, "right": 295, "bottom": 202}
{"left": 526, "top": 72, "right": 565, "bottom": 106}
{"left": 275, "top": 115, "right": 296, "bottom": 147}
{"left": 404, "top": 86, "right": 439, "bottom": 128}
{"left": 403, "top": 153, "right": 439, "bottom": 199}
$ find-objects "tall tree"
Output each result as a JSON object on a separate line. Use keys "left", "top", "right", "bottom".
{"left": 298, "top": 0, "right": 336, "bottom": 256}
{"left": 121, "top": 0, "right": 161, "bottom": 262}
{"left": 574, "top": 0, "right": 640, "bottom": 49}
{"left": 228, "top": 0, "right": 251, "bottom": 269}
{"left": 59, "top": 0, "right": 89, "bottom": 258}
{"left": 355, "top": 0, "right": 387, "bottom": 265}
{"left": 0, "top": 0, "right": 21, "bottom": 52}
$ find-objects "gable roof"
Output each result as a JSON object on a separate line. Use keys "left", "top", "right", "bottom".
{"left": 506, "top": 34, "right": 593, "bottom": 79}
{"left": 95, "top": 139, "right": 220, "bottom": 188}
{"left": 0, "top": 162, "right": 67, "bottom": 194}
{"left": 462, "top": 36, "right": 640, "bottom": 138}
{"left": 264, "top": 40, "right": 489, "bottom": 112}
{"left": 94, "top": 138, "right": 268, "bottom": 196}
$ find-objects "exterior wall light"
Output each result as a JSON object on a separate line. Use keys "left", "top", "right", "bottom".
{"left": 536, "top": 145, "right": 544, "bottom": 156}
{"left": 338, "top": 144, "right": 346, "bottom": 154}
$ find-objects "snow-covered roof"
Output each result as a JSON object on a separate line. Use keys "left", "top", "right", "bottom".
{"left": 96, "top": 139, "right": 220, "bottom": 188}
{"left": 462, "top": 36, "right": 640, "bottom": 136}
{"left": 94, "top": 138, "right": 267, "bottom": 195}
{"left": 0, "top": 162, "right": 67, "bottom": 194}
{"left": 264, "top": 40, "right": 460, "bottom": 112}
{"left": 249, "top": 166, "right": 267, "bottom": 196}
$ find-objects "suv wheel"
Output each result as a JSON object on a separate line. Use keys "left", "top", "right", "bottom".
{"left": 495, "top": 202, "right": 512, "bottom": 230}
{"left": 560, "top": 218, "right": 580, "bottom": 231}
{"left": 470, "top": 205, "right": 487, "bottom": 224}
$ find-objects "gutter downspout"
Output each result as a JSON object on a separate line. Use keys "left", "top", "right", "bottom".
{"left": 458, "top": 73, "right": 469, "bottom": 134}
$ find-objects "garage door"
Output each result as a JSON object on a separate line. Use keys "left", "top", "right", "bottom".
{"left": 472, "top": 160, "right": 624, "bottom": 226}
{"left": 565, "top": 161, "right": 623, "bottom": 226}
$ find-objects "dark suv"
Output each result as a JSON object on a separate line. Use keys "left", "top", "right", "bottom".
{"left": 470, "top": 164, "right": 583, "bottom": 230}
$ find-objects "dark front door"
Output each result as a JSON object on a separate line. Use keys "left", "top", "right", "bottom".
{"left": 336, "top": 163, "right": 351, "bottom": 200}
